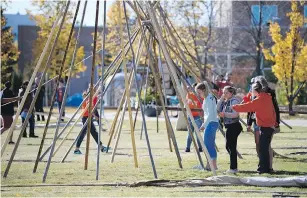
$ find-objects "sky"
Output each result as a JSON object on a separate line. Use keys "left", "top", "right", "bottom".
{"left": 3, "top": 0, "right": 116, "bottom": 26}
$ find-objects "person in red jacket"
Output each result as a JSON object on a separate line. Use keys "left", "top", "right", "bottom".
{"left": 232, "top": 81, "right": 277, "bottom": 174}
{"left": 185, "top": 83, "right": 203, "bottom": 152}
{"left": 74, "top": 91, "right": 108, "bottom": 154}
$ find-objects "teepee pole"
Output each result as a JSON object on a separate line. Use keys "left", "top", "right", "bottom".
{"left": 84, "top": 0, "right": 99, "bottom": 171}
{"left": 147, "top": 2, "right": 216, "bottom": 175}
{"left": 124, "top": 1, "right": 157, "bottom": 178}
{"left": 42, "top": 1, "right": 80, "bottom": 183}
{"left": 96, "top": 0, "right": 107, "bottom": 180}
{"left": 2, "top": 3, "right": 69, "bottom": 179}
{"left": 1, "top": 3, "right": 67, "bottom": 158}
{"left": 33, "top": 1, "right": 83, "bottom": 173}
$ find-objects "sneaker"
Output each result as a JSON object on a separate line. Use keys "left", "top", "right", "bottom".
{"left": 29, "top": 134, "right": 38, "bottom": 138}
{"left": 74, "top": 149, "right": 82, "bottom": 154}
{"left": 192, "top": 164, "right": 204, "bottom": 170}
{"left": 199, "top": 148, "right": 203, "bottom": 152}
{"left": 101, "top": 146, "right": 111, "bottom": 152}
{"left": 225, "top": 169, "right": 238, "bottom": 174}
{"left": 8, "top": 141, "right": 15, "bottom": 144}
{"left": 23, "top": 133, "right": 27, "bottom": 138}
{"left": 185, "top": 148, "right": 191, "bottom": 152}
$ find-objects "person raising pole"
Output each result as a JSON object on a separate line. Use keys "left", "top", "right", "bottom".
{"left": 196, "top": 81, "right": 219, "bottom": 170}
{"left": 217, "top": 86, "right": 242, "bottom": 174}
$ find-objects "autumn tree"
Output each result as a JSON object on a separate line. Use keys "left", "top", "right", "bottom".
{"left": 27, "top": 1, "right": 85, "bottom": 78}
{"left": 262, "top": 1, "right": 307, "bottom": 115}
{"left": 95, "top": 2, "right": 136, "bottom": 62}
{"left": 1, "top": 6, "right": 19, "bottom": 86}
{"left": 168, "top": 1, "right": 222, "bottom": 80}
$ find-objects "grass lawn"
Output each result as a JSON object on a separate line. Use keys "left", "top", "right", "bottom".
{"left": 1, "top": 117, "right": 307, "bottom": 197}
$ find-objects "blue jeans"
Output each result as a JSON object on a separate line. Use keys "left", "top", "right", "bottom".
{"left": 57, "top": 101, "right": 65, "bottom": 117}
{"left": 186, "top": 116, "right": 202, "bottom": 149}
{"left": 204, "top": 121, "right": 219, "bottom": 160}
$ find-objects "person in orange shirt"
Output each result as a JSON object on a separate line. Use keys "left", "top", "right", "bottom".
{"left": 185, "top": 83, "right": 203, "bottom": 152}
{"left": 74, "top": 91, "right": 108, "bottom": 154}
{"left": 232, "top": 82, "right": 277, "bottom": 174}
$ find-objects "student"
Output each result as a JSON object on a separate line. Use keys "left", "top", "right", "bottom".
{"left": 185, "top": 83, "right": 203, "bottom": 152}
{"left": 196, "top": 81, "right": 219, "bottom": 170}
{"left": 0, "top": 81, "right": 20, "bottom": 143}
{"left": 18, "top": 81, "right": 38, "bottom": 138}
{"left": 74, "top": 91, "right": 108, "bottom": 154}
{"left": 232, "top": 81, "right": 277, "bottom": 174}
{"left": 217, "top": 73, "right": 233, "bottom": 97}
{"left": 254, "top": 76, "right": 280, "bottom": 172}
{"left": 56, "top": 79, "right": 65, "bottom": 121}
{"left": 242, "top": 78, "right": 261, "bottom": 157}
{"left": 217, "top": 86, "right": 242, "bottom": 174}
{"left": 34, "top": 77, "right": 45, "bottom": 121}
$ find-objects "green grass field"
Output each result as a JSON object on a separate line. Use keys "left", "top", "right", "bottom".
{"left": 1, "top": 118, "right": 307, "bottom": 197}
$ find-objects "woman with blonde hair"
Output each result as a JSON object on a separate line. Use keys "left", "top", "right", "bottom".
{"left": 196, "top": 81, "right": 219, "bottom": 170}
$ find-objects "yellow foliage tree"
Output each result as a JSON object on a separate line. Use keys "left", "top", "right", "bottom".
{"left": 27, "top": 1, "right": 86, "bottom": 78}
{"left": 262, "top": 0, "right": 307, "bottom": 114}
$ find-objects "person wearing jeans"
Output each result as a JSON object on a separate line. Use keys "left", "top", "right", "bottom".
{"left": 196, "top": 81, "right": 219, "bottom": 170}
{"left": 217, "top": 86, "right": 242, "bottom": 174}
{"left": 233, "top": 81, "right": 277, "bottom": 174}
{"left": 186, "top": 117, "right": 203, "bottom": 152}
{"left": 185, "top": 84, "right": 203, "bottom": 152}
{"left": 204, "top": 121, "right": 219, "bottom": 163}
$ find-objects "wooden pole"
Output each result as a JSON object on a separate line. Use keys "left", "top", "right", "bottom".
{"left": 118, "top": 1, "right": 138, "bottom": 168}
{"left": 84, "top": 0, "right": 99, "bottom": 171}
{"left": 110, "top": 100, "right": 126, "bottom": 163}
{"left": 0, "top": 4, "right": 67, "bottom": 158}
{"left": 123, "top": 2, "right": 157, "bottom": 178}
{"left": 97, "top": 0, "right": 107, "bottom": 180}
{"left": 60, "top": 62, "right": 123, "bottom": 163}
{"left": 2, "top": 3, "right": 69, "bottom": 179}
{"left": 144, "top": 36, "right": 183, "bottom": 168}
{"left": 146, "top": 2, "right": 216, "bottom": 175}
{"left": 148, "top": 38, "right": 173, "bottom": 152}
{"left": 42, "top": 1, "right": 80, "bottom": 183}
{"left": 50, "top": 0, "right": 87, "bottom": 159}
{"left": 33, "top": 1, "right": 82, "bottom": 173}
{"left": 106, "top": 28, "right": 145, "bottom": 150}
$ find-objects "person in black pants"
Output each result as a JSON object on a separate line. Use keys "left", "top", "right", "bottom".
{"left": 217, "top": 86, "right": 242, "bottom": 174}
{"left": 18, "top": 81, "right": 38, "bottom": 138}
{"left": 34, "top": 77, "right": 45, "bottom": 121}
{"left": 1, "top": 81, "right": 20, "bottom": 144}
{"left": 74, "top": 91, "right": 108, "bottom": 154}
{"left": 233, "top": 82, "right": 277, "bottom": 174}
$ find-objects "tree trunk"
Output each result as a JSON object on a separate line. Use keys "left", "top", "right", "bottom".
{"left": 256, "top": 49, "right": 262, "bottom": 75}
{"left": 288, "top": 96, "right": 295, "bottom": 116}
{"left": 202, "top": 51, "right": 208, "bottom": 80}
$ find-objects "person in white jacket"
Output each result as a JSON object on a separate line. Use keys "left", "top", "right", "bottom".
{"left": 196, "top": 81, "right": 219, "bottom": 170}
